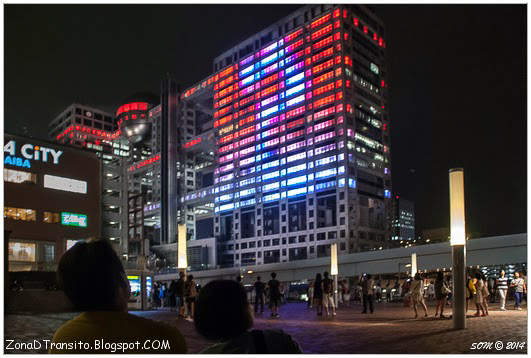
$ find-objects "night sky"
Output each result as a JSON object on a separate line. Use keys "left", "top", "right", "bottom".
{"left": 5, "top": 5, "right": 527, "bottom": 237}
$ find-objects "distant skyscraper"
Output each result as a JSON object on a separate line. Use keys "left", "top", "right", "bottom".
{"left": 391, "top": 196, "right": 415, "bottom": 243}
{"left": 209, "top": 4, "right": 392, "bottom": 267}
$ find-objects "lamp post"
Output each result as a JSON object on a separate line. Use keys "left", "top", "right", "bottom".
{"left": 411, "top": 253, "right": 417, "bottom": 277}
{"left": 331, "top": 243, "right": 338, "bottom": 306}
{"left": 449, "top": 168, "right": 466, "bottom": 329}
{"left": 177, "top": 224, "right": 188, "bottom": 273}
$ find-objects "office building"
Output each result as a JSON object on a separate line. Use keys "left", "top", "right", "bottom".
{"left": 391, "top": 195, "right": 415, "bottom": 244}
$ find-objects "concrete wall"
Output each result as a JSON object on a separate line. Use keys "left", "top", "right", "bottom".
{"left": 155, "top": 234, "right": 527, "bottom": 286}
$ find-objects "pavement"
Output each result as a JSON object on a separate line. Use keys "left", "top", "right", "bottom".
{"left": 4, "top": 300, "right": 527, "bottom": 354}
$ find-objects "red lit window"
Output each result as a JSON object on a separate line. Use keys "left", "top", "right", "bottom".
{"left": 313, "top": 82, "right": 335, "bottom": 97}
{"left": 344, "top": 56, "right": 352, "bottom": 66}
{"left": 313, "top": 94, "right": 335, "bottom": 109}
{"left": 132, "top": 114, "right": 137, "bottom": 119}
{"left": 343, "top": 9, "right": 347, "bottom": 18}
{"left": 344, "top": 32, "right": 349, "bottom": 41}
{"left": 218, "top": 65, "right": 234, "bottom": 80}
{"left": 313, "top": 35, "right": 334, "bottom": 50}
{"left": 379, "top": 37, "right": 383, "bottom": 47}
{"left": 336, "top": 91, "right": 343, "bottom": 100}
{"left": 214, "top": 114, "right": 233, "bottom": 128}
{"left": 239, "top": 114, "right": 255, "bottom": 127}
{"left": 286, "top": 129, "right": 304, "bottom": 141}
{"left": 373, "top": 33, "right": 378, "bottom": 41}
{"left": 261, "top": 73, "right": 279, "bottom": 87}
{"left": 354, "top": 18, "right": 359, "bottom": 26}
{"left": 346, "top": 104, "right": 353, "bottom": 113}
{"left": 311, "top": 24, "right": 332, "bottom": 41}
{"left": 286, "top": 105, "right": 306, "bottom": 119}
{"left": 286, "top": 39, "right": 304, "bottom": 54}
{"left": 239, "top": 95, "right": 255, "bottom": 107}
{"left": 130, "top": 103, "right": 138, "bottom": 111}
{"left": 312, "top": 46, "right": 334, "bottom": 63}
{"left": 313, "top": 70, "right": 334, "bottom": 86}
{"left": 311, "top": 13, "right": 331, "bottom": 29}
{"left": 214, "top": 106, "right": 232, "bottom": 119}
{"left": 383, "top": 123, "right": 387, "bottom": 131}
{"left": 239, "top": 126, "right": 255, "bottom": 137}
{"left": 335, "top": 67, "right": 342, "bottom": 76}
{"left": 335, "top": 55, "right": 342, "bottom": 65}
{"left": 218, "top": 75, "right": 235, "bottom": 89}
{"left": 334, "top": 32, "right": 341, "bottom": 41}
{"left": 334, "top": 20, "right": 340, "bottom": 29}
{"left": 363, "top": 26, "right": 368, "bottom": 34}
{"left": 333, "top": 8, "right": 340, "bottom": 18}
{"left": 261, "top": 84, "right": 279, "bottom": 97}
{"left": 381, "top": 80, "right": 385, "bottom": 87}
{"left": 285, "top": 28, "right": 303, "bottom": 43}
{"left": 312, "top": 58, "right": 334, "bottom": 75}
{"left": 287, "top": 118, "right": 304, "bottom": 129}
{"left": 314, "top": 106, "right": 336, "bottom": 121}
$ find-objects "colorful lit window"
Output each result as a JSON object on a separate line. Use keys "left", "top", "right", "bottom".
{"left": 314, "top": 143, "right": 336, "bottom": 155}
{"left": 313, "top": 35, "right": 334, "bottom": 51}
{"left": 315, "top": 180, "right": 336, "bottom": 192}
{"left": 262, "top": 160, "right": 280, "bottom": 170}
{"left": 286, "top": 94, "right": 305, "bottom": 107}
{"left": 261, "top": 105, "right": 279, "bottom": 118}
{"left": 261, "top": 52, "right": 278, "bottom": 66}
{"left": 284, "top": 28, "right": 303, "bottom": 43}
{"left": 239, "top": 114, "right": 256, "bottom": 127}
{"left": 287, "top": 163, "right": 306, "bottom": 174}
{"left": 285, "top": 49, "right": 304, "bottom": 65}
{"left": 239, "top": 135, "right": 255, "bottom": 147}
{"left": 311, "top": 24, "right": 333, "bottom": 41}
{"left": 262, "top": 137, "right": 280, "bottom": 149}
{"left": 214, "top": 114, "right": 233, "bottom": 128}
{"left": 287, "top": 117, "right": 304, "bottom": 130}
{"left": 313, "top": 94, "right": 335, "bottom": 109}
{"left": 240, "top": 54, "right": 255, "bottom": 66}
{"left": 285, "top": 39, "right": 303, "bottom": 54}
{"left": 285, "top": 105, "right": 305, "bottom": 119}
{"left": 240, "top": 156, "right": 255, "bottom": 166}
{"left": 286, "top": 129, "right": 304, "bottom": 141}
{"left": 312, "top": 59, "right": 334, "bottom": 75}
{"left": 286, "top": 140, "right": 306, "bottom": 152}
{"left": 261, "top": 115, "right": 280, "bottom": 128}
{"left": 217, "top": 203, "right": 235, "bottom": 212}
{"left": 239, "top": 94, "right": 255, "bottom": 107}
{"left": 313, "top": 71, "right": 335, "bottom": 87}
{"left": 240, "top": 178, "right": 255, "bottom": 187}
{"left": 218, "top": 75, "right": 235, "bottom": 89}
{"left": 262, "top": 171, "right": 280, "bottom": 181}
{"left": 219, "top": 124, "right": 234, "bottom": 136}
{"left": 312, "top": 47, "right": 334, "bottom": 63}
{"left": 239, "top": 126, "right": 255, "bottom": 138}
{"left": 285, "top": 61, "right": 305, "bottom": 76}
{"left": 218, "top": 153, "right": 234, "bottom": 164}
{"left": 261, "top": 94, "right": 279, "bottom": 107}
{"left": 261, "top": 127, "right": 280, "bottom": 139}
{"left": 261, "top": 84, "right": 279, "bottom": 97}
{"left": 315, "top": 168, "right": 337, "bottom": 179}
{"left": 313, "top": 82, "right": 335, "bottom": 97}
{"left": 261, "top": 72, "right": 279, "bottom": 86}
{"left": 311, "top": 13, "right": 331, "bottom": 28}
{"left": 314, "top": 106, "right": 336, "bottom": 121}
{"left": 285, "top": 72, "right": 305, "bottom": 86}
{"left": 287, "top": 175, "right": 306, "bottom": 186}
{"left": 287, "top": 152, "right": 306, "bottom": 163}
{"left": 219, "top": 173, "right": 234, "bottom": 183}
{"left": 219, "top": 163, "right": 235, "bottom": 173}
{"left": 263, "top": 193, "right": 280, "bottom": 202}
{"left": 261, "top": 42, "right": 278, "bottom": 57}
{"left": 314, "top": 119, "right": 335, "bottom": 132}
{"left": 287, "top": 187, "right": 307, "bottom": 197}
{"left": 240, "top": 73, "right": 256, "bottom": 87}
{"left": 315, "top": 155, "right": 336, "bottom": 167}
{"left": 314, "top": 131, "right": 335, "bottom": 144}
{"left": 239, "top": 146, "right": 255, "bottom": 157}
{"left": 285, "top": 83, "right": 305, "bottom": 97}
{"left": 240, "top": 188, "right": 256, "bottom": 197}
{"left": 240, "top": 167, "right": 255, "bottom": 176}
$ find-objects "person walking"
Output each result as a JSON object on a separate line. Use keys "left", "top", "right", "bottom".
{"left": 434, "top": 272, "right": 450, "bottom": 318}
{"left": 481, "top": 273, "right": 490, "bottom": 315}
{"left": 176, "top": 271, "right": 186, "bottom": 318}
{"left": 322, "top": 272, "right": 336, "bottom": 317}
{"left": 474, "top": 272, "right": 487, "bottom": 317}
{"left": 466, "top": 272, "right": 476, "bottom": 313}
{"left": 313, "top": 273, "right": 324, "bottom": 316}
{"left": 253, "top": 276, "right": 265, "bottom": 314}
{"left": 185, "top": 275, "right": 197, "bottom": 321}
{"left": 361, "top": 274, "right": 374, "bottom": 314}
{"left": 307, "top": 281, "right": 314, "bottom": 308}
{"left": 267, "top": 272, "right": 281, "bottom": 318}
{"left": 497, "top": 270, "right": 509, "bottom": 310}
{"left": 488, "top": 276, "right": 496, "bottom": 303}
{"left": 510, "top": 272, "right": 527, "bottom": 310}
{"left": 410, "top": 273, "right": 429, "bottom": 319}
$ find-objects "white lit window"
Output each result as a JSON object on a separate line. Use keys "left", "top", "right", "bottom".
{"left": 43, "top": 175, "right": 87, "bottom": 194}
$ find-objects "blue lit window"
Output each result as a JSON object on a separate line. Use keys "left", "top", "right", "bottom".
{"left": 239, "top": 64, "right": 255, "bottom": 77}
{"left": 220, "top": 173, "right": 234, "bottom": 182}
{"left": 285, "top": 83, "right": 305, "bottom": 97}
{"left": 261, "top": 95, "right": 279, "bottom": 107}
{"left": 287, "top": 175, "right": 307, "bottom": 186}
{"left": 338, "top": 178, "right": 345, "bottom": 187}
{"left": 240, "top": 167, "right": 255, "bottom": 176}
{"left": 262, "top": 171, "right": 280, "bottom": 181}
{"left": 215, "top": 183, "right": 233, "bottom": 193}
{"left": 287, "top": 187, "right": 307, "bottom": 197}
{"left": 315, "top": 155, "right": 336, "bottom": 167}
{"left": 287, "top": 152, "right": 306, "bottom": 163}
{"left": 285, "top": 72, "right": 305, "bottom": 86}
{"left": 218, "top": 203, "right": 235, "bottom": 212}
{"left": 261, "top": 42, "right": 278, "bottom": 56}
{"left": 240, "top": 188, "right": 256, "bottom": 197}
{"left": 315, "top": 168, "right": 337, "bottom": 179}
{"left": 287, "top": 163, "right": 306, "bottom": 174}
{"left": 240, "top": 156, "right": 255, "bottom": 166}
{"left": 286, "top": 94, "right": 305, "bottom": 107}
{"left": 348, "top": 178, "right": 356, "bottom": 188}
{"left": 384, "top": 189, "right": 391, "bottom": 198}
{"left": 261, "top": 52, "right": 279, "bottom": 66}
{"left": 261, "top": 105, "right": 279, "bottom": 118}
{"left": 240, "top": 178, "right": 255, "bottom": 187}
{"left": 240, "top": 74, "right": 255, "bottom": 86}
{"left": 315, "top": 180, "right": 336, "bottom": 192}
{"left": 285, "top": 61, "right": 304, "bottom": 76}
{"left": 261, "top": 63, "right": 278, "bottom": 76}
{"left": 240, "top": 198, "right": 256, "bottom": 207}
{"left": 263, "top": 193, "right": 280, "bottom": 202}
{"left": 263, "top": 181, "right": 280, "bottom": 192}
{"left": 262, "top": 160, "right": 280, "bottom": 170}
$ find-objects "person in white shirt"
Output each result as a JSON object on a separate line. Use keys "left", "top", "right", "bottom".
{"left": 410, "top": 273, "right": 429, "bottom": 319}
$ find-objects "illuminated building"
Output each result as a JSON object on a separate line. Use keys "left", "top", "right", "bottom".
{"left": 207, "top": 4, "right": 392, "bottom": 267}
{"left": 391, "top": 195, "right": 415, "bottom": 244}
{"left": 4, "top": 134, "right": 101, "bottom": 271}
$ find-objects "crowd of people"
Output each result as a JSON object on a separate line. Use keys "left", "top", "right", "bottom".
{"left": 48, "top": 238, "right": 526, "bottom": 354}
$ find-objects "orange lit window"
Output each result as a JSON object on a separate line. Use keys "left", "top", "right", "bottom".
{"left": 313, "top": 70, "right": 334, "bottom": 86}
{"left": 285, "top": 28, "right": 303, "bottom": 43}
{"left": 311, "top": 13, "right": 331, "bottom": 29}
{"left": 333, "top": 8, "right": 340, "bottom": 18}
{"left": 261, "top": 84, "right": 279, "bottom": 97}
{"left": 214, "top": 114, "right": 233, "bottom": 128}
{"left": 286, "top": 105, "right": 306, "bottom": 119}
{"left": 313, "top": 35, "right": 334, "bottom": 50}
{"left": 261, "top": 73, "right": 279, "bottom": 86}
{"left": 311, "top": 24, "right": 332, "bottom": 41}
{"left": 313, "top": 82, "right": 335, "bottom": 97}
{"left": 239, "top": 95, "right": 255, "bottom": 107}
{"left": 312, "top": 46, "right": 334, "bottom": 63}
{"left": 239, "top": 114, "right": 256, "bottom": 127}
{"left": 312, "top": 58, "right": 334, "bottom": 75}
{"left": 313, "top": 94, "right": 335, "bottom": 109}
{"left": 218, "top": 65, "right": 235, "bottom": 80}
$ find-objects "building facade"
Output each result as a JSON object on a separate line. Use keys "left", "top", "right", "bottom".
{"left": 208, "top": 4, "right": 392, "bottom": 268}
{"left": 390, "top": 195, "right": 415, "bottom": 244}
{"left": 4, "top": 134, "right": 101, "bottom": 271}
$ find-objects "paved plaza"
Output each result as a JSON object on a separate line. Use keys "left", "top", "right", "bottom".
{"left": 4, "top": 301, "right": 527, "bottom": 354}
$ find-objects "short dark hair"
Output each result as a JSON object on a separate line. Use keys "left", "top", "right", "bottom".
{"left": 57, "top": 239, "right": 128, "bottom": 311}
{"left": 257, "top": 276, "right": 261, "bottom": 281}
{"left": 271, "top": 272, "right": 277, "bottom": 279}
{"left": 194, "top": 280, "right": 253, "bottom": 341}
{"left": 324, "top": 271, "right": 329, "bottom": 278}
{"left": 475, "top": 272, "right": 482, "bottom": 280}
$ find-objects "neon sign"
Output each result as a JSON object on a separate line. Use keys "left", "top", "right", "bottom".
{"left": 61, "top": 212, "right": 88, "bottom": 228}
{"left": 4, "top": 140, "right": 63, "bottom": 169}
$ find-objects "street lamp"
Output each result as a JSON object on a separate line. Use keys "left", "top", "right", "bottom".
{"left": 331, "top": 243, "right": 338, "bottom": 306}
{"left": 177, "top": 224, "right": 188, "bottom": 270}
{"left": 450, "top": 168, "right": 466, "bottom": 329}
{"left": 411, "top": 253, "right": 417, "bottom": 277}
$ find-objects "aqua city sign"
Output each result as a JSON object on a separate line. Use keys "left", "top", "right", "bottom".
{"left": 4, "top": 140, "right": 63, "bottom": 169}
